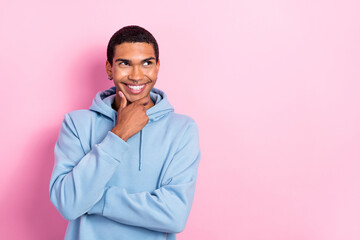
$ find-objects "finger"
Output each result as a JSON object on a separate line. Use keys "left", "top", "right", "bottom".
{"left": 118, "top": 91, "right": 127, "bottom": 110}
{"left": 133, "top": 95, "right": 150, "bottom": 106}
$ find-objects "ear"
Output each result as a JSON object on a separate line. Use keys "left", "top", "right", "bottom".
{"left": 105, "top": 60, "right": 113, "bottom": 78}
{"left": 156, "top": 59, "right": 160, "bottom": 72}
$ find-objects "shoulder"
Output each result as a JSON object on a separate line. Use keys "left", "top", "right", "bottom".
{"left": 62, "top": 109, "right": 99, "bottom": 133}
{"left": 168, "top": 113, "right": 200, "bottom": 157}
{"left": 168, "top": 112, "right": 196, "bottom": 124}
{"left": 66, "top": 109, "right": 98, "bottom": 123}
{"left": 167, "top": 112, "right": 197, "bottom": 126}
{"left": 167, "top": 112, "right": 199, "bottom": 138}
{"left": 67, "top": 109, "right": 95, "bottom": 119}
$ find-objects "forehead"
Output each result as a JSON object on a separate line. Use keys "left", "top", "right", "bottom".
{"left": 113, "top": 42, "right": 155, "bottom": 60}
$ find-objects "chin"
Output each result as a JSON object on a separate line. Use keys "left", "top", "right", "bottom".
{"left": 125, "top": 91, "right": 151, "bottom": 103}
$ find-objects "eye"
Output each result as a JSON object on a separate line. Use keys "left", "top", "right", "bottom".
{"left": 143, "top": 61, "right": 153, "bottom": 66}
{"left": 119, "top": 62, "right": 129, "bottom": 66}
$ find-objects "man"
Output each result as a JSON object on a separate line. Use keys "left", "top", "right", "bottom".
{"left": 49, "top": 25, "right": 201, "bottom": 240}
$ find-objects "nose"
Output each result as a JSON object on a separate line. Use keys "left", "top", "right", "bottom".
{"left": 129, "top": 65, "right": 144, "bottom": 82}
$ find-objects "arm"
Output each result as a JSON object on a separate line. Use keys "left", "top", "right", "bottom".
{"left": 88, "top": 121, "right": 201, "bottom": 233}
{"left": 49, "top": 113, "right": 129, "bottom": 221}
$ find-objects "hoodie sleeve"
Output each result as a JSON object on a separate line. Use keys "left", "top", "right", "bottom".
{"left": 49, "top": 113, "right": 129, "bottom": 221}
{"left": 87, "top": 120, "right": 201, "bottom": 233}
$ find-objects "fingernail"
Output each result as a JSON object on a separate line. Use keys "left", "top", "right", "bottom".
{"left": 118, "top": 91, "right": 123, "bottom": 98}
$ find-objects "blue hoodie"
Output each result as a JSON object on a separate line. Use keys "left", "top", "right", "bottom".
{"left": 49, "top": 87, "right": 201, "bottom": 240}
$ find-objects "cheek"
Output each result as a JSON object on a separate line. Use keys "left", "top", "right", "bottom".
{"left": 146, "top": 69, "right": 158, "bottom": 78}
{"left": 113, "top": 67, "right": 129, "bottom": 77}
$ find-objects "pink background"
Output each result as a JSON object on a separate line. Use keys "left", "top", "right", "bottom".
{"left": 1, "top": 0, "right": 359, "bottom": 239}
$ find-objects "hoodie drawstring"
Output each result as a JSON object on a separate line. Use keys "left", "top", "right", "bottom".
{"left": 139, "top": 130, "right": 143, "bottom": 171}
{"left": 89, "top": 87, "right": 174, "bottom": 172}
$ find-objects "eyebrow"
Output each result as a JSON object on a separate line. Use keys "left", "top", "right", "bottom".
{"left": 114, "top": 57, "right": 156, "bottom": 63}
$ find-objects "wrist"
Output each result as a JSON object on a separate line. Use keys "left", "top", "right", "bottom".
{"left": 111, "top": 127, "right": 130, "bottom": 142}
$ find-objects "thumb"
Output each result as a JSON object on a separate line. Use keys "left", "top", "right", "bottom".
{"left": 118, "top": 91, "right": 127, "bottom": 110}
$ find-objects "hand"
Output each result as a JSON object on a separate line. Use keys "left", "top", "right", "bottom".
{"left": 111, "top": 91, "right": 149, "bottom": 142}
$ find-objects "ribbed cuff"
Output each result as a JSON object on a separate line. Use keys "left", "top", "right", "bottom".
{"left": 97, "top": 131, "right": 129, "bottom": 162}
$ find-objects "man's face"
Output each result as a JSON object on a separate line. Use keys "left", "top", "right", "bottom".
{"left": 106, "top": 42, "right": 160, "bottom": 104}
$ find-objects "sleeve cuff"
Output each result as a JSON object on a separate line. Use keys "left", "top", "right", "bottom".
{"left": 97, "top": 131, "right": 129, "bottom": 161}
{"left": 88, "top": 192, "right": 106, "bottom": 215}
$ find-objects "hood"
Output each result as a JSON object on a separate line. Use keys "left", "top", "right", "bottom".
{"left": 89, "top": 86, "right": 174, "bottom": 122}
{"left": 89, "top": 86, "right": 174, "bottom": 171}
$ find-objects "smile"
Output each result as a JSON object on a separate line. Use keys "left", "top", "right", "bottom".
{"left": 123, "top": 83, "right": 148, "bottom": 94}
{"left": 127, "top": 84, "right": 145, "bottom": 90}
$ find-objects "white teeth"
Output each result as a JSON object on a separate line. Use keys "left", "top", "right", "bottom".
{"left": 128, "top": 84, "right": 145, "bottom": 90}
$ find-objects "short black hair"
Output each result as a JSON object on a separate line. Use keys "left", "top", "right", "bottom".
{"left": 107, "top": 25, "right": 159, "bottom": 66}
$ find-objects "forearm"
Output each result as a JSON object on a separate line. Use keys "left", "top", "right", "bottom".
{"left": 50, "top": 131, "right": 128, "bottom": 221}
{"left": 88, "top": 182, "right": 196, "bottom": 233}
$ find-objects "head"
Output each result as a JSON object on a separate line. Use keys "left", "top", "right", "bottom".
{"left": 106, "top": 26, "right": 160, "bottom": 109}
{"left": 107, "top": 25, "right": 159, "bottom": 66}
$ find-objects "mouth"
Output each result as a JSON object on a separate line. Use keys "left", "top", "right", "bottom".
{"left": 122, "top": 83, "right": 148, "bottom": 95}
